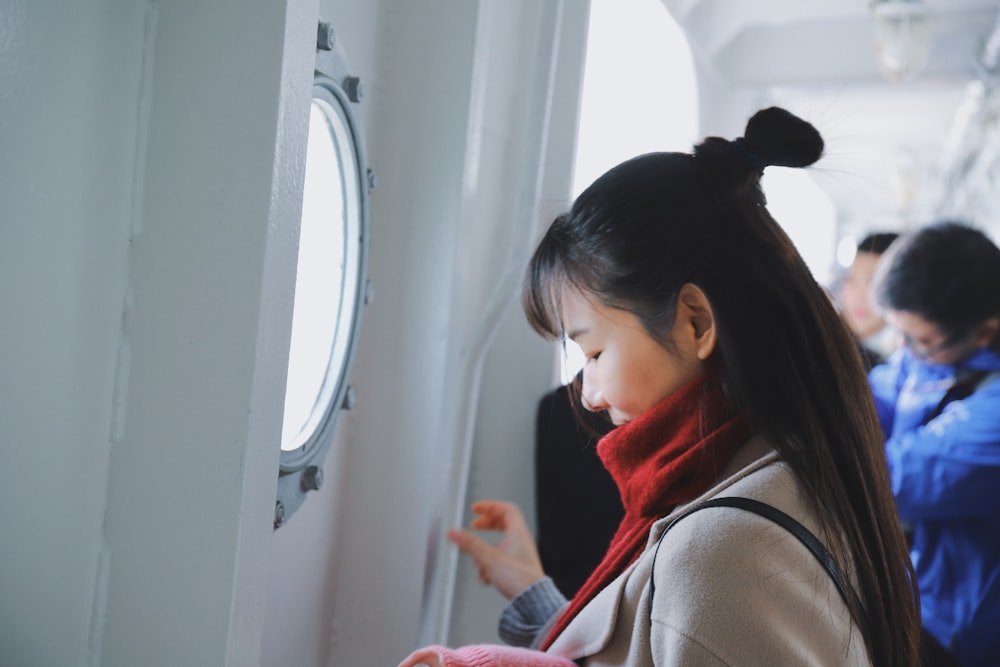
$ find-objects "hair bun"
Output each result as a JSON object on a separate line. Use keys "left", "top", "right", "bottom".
{"left": 742, "top": 107, "right": 823, "bottom": 169}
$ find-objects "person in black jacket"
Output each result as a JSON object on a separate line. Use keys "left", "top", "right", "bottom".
{"left": 534, "top": 374, "right": 621, "bottom": 598}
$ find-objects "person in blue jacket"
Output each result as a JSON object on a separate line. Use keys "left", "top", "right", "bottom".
{"left": 869, "top": 222, "right": 1000, "bottom": 667}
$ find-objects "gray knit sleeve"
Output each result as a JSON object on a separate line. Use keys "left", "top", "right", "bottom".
{"left": 498, "top": 576, "right": 568, "bottom": 647}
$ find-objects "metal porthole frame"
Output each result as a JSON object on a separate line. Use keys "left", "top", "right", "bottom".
{"left": 274, "top": 21, "right": 372, "bottom": 529}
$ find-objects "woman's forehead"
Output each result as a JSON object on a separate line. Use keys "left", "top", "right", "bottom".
{"left": 557, "top": 286, "right": 595, "bottom": 333}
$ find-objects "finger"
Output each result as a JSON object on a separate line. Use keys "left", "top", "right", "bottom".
{"left": 448, "top": 528, "right": 498, "bottom": 564}
{"left": 469, "top": 501, "right": 523, "bottom": 531}
{"left": 470, "top": 498, "right": 506, "bottom": 512}
{"left": 472, "top": 510, "right": 532, "bottom": 539}
{"left": 469, "top": 499, "right": 515, "bottom": 520}
{"left": 398, "top": 648, "right": 443, "bottom": 667}
{"left": 470, "top": 514, "right": 505, "bottom": 531}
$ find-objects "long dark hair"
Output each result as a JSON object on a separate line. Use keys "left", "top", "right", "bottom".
{"left": 523, "top": 107, "right": 920, "bottom": 666}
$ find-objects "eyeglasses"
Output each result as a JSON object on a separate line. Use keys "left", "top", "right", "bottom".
{"left": 900, "top": 330, "right": 968, "bottom": 360}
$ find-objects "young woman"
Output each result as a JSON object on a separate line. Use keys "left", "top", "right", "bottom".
{"left": 400, "top": 107, "right": 920, "bottom": 667}
{"left": 869, "top": 222, "right": 1000, "bottom": 667}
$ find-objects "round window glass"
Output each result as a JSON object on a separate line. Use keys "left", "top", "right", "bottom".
{"left": 280, "top": 97, "right": 363, "bottom": 453}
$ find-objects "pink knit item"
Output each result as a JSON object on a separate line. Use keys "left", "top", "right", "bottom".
{"left": 420, "top": 644, "right": 577, "bottom": 667}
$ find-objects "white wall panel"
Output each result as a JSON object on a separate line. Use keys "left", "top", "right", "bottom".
{"left": 0, "top": 1, "right": 144, "bottom": 663}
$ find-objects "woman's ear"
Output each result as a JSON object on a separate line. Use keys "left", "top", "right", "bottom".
{"left": 677, "top": 283, "right": 717, "bottom": 361}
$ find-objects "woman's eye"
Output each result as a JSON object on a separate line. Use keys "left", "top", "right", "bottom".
{"left": 587, "top": 352, "right": 601, "bottom": 362}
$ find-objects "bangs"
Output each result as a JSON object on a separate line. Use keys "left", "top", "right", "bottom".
{"left": 523, "top": 236, "right": 568, "bottom": 340}
{"left": 523, "top": 215, "right": 589, "bottom": 340}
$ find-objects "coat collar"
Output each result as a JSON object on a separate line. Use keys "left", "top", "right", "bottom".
{"left": 548, "top": 437, "right": 778, "bottom": 659}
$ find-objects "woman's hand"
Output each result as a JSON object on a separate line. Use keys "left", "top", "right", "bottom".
{"left": 448, "top": 500, "right": 546, "bottom": 600}
{"left": 397, "top": 647, "right": 443, "bottom": 667}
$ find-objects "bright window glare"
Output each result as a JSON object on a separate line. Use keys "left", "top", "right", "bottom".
{"left": 761, "top": 168, "right": 838, "bottom": 283}
{"left": 837, "top": 234, "right": 858, "bottom": 268}
{"left": 560, "top": 339, "right": 587, "bottom": 385}
{"left": 563, "top": 0, "right": 697, "bottom": 383}
{"left": 571, "top": 0, "right": 698, "bottom": 198}
{"left": 281, "top": 98, "right": 362, "bottom": 452}
{"left": 283, "top": 103, "right": 345, "bottom": 448}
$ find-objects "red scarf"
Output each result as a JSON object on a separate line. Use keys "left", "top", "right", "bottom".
{"left": 540, "top": 370, "right": 750, "bottom": 650}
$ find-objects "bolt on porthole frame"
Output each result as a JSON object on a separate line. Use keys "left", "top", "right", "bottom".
{"left": 274, "top": 21, "right": 373, "bottom": 529}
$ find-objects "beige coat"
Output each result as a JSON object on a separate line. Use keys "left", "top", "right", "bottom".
{"left": 546, "top": 438, "right": 871, "bottom": 666}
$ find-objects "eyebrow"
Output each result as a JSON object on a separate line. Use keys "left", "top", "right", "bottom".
{"left": 566, "top": 327, "right": 589, "bottom": 341}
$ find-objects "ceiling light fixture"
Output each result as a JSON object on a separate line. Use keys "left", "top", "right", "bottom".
{"left": 870, "top": 0, "right": 930, "bottom": 82}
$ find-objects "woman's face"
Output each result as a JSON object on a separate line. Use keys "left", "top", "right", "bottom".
{"left": 561, "top": 288, "right": 706, "bottom": 426}
{"left": 841, "top": 251, "right": 884, "bottom": 338}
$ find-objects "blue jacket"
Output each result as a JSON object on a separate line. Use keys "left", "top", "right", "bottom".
{"left": 869, "top": 347, "right": 1000, "bottom": 667}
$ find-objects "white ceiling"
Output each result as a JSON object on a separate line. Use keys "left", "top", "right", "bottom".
{"left": 661, "top": 0, "right": 1000, "bottom": 236}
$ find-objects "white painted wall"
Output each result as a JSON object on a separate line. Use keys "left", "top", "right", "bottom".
{"left": 449, "top": 2, "right": 592, "bottom": 646}
{"left": 265, "top": 1, "right": 489, "bottom": 660}
{"left": 1, "top": 0, "right": 315, "bottom": 664}
{"left": 0, "top": 1, "right": 145, "bottom": 663}
{"left": 1, "top": 0, "right": 587, "bottom": 664}
{"left": 260, "top": 1, "right": 590, "bottom": 665}
{"left": 99, "top": 1, "right": 317, "bottom": 664}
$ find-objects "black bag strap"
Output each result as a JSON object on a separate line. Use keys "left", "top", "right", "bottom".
{"left": 922, "top": 369, "right": 996, "bottom": 425}
{"left": 648, "top": 497, "right": 868, "bottom": 632}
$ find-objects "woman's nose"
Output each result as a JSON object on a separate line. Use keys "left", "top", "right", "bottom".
{"left": 581, "top": 365, "right": 609, "bottom": 412}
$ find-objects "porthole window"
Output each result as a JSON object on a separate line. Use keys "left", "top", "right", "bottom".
{"left": 275, "top": 22, "right": 370, "bottom": 529}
